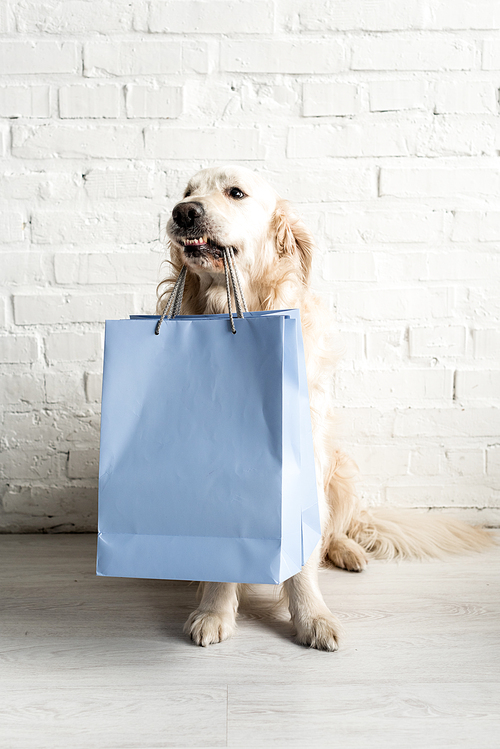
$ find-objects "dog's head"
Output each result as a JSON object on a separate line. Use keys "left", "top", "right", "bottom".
{"left": 166, "top": 165, "right": 314, "bottom": 295}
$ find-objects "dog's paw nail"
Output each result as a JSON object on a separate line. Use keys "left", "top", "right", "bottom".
{"left": 184, "top": 610, "right": 235, "bottom": 647}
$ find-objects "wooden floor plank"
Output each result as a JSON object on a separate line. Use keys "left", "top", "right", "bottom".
{"left": 0, "top": 687, "right": 227, "bottom": 749}
{"left": 0, "top": 533, "right": 499, "bottom": 748}
{"left": 227, "top": 683, "right": 500, "bottom": 748}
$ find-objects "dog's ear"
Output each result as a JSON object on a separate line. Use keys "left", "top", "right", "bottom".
{"left": 272, "top": 200, "right": 314, "bottom": 284}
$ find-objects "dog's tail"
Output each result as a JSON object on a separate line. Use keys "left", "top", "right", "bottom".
{"left": 350, "top": 507, "right": 494, "bottom": 562}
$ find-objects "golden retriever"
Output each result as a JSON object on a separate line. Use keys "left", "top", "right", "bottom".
{"left": 158, "top": 164, "right": 492, "bottom": 651}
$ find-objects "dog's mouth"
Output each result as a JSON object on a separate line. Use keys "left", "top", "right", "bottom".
{"left": 173, "top": 235, "right": 237, "bottom": 261}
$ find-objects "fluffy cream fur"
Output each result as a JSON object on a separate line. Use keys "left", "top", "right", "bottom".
{"left": 158, "top": 165, "right": 493, "bottom": 651}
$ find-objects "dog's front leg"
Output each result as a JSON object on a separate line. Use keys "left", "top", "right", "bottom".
{"left": 284, "top": 546, "right": 343, "bottom": 652}
{"left": 184, "top": 582, "right": 239, "bottom": 646}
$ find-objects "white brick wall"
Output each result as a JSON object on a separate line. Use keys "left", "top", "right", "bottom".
{"left": 0, "top": 0, "right": 499, "bottom": 531}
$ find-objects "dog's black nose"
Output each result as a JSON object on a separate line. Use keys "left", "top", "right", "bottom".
{"left": 172, "top": 201, "right": 205, "bottom": 230}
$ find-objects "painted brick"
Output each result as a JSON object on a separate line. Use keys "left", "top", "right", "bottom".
{"left": 1, "top": 487, "right": 61, "bottom": 518}
{"left": 13, "top": 293, "right": 135, "bottom": 325}
{"left": 365, "top": 329, "right": 407, "bottom": 363}
{"left": 295, "top": 116, "right": 492, "bottom": 162}
{"left": 11, "top": 124, "right": 143, "bottom": 159}
{"left": 487, "top": 447, "right": 500, "bottom": 475}
{"left": 126, "top": 85, "right": 183, "bottom": 118}
{"left": 68, "top": 449, "right": 99, "bottom": 479}
{"left": 221, "top": 40, "right": 345, "bottom": 74}
{"left": 45, "top": 332, "right": 102, "bottom": 363}
{"left": 450, "top": 211, "right": 480, "bottom": 242}
{"left": 2, "top": 253, "right": 44, "bottom": 285}
{"left": 0, "top": 449, "right": 59, "bottom": 481}
{"left": 0, "top": 41, "right": 79, "bottom": 74}
{"left": 0, "top": 336, "right": 39, "bottom": 363}
{"left": 296, "top": 0, "right": 424, "bottom": 31}
{"left": 0, "top": 172, "right": 82, "bottom": 201}
{"left": 479, "top": 213, "right": 500, "bottom": 242}
{"left": 56, "top": 406, "right": 100, "bottom": 438}
{"left": 32, "top": 211, "right": 158, "bottom": 245}
{"left": 445, "top": 449, "right": 485, "bottom": 476}
{"left": 385, "top": 485, "right": 495, "bottom": 509}
{"left": 0, "top": 212, "right": 25, "bottom": 242}
{"left": 149, "top": 1, "right": 274, "bottom": 33}
{"left": 409, "top": 449, "right": 442, "bottom": 476}
{"left": 0, "top": 375, "right": 44, "bottom": 405}
{"left": 0, "top": 486, "right": 97, "bottom": 525}
{"left": 59, "top": 85, "right": 121, "bottom": 119}
{"left": 369, "top": 80, "right": 428, "bottom": 111}
{"left": 414, "top": 114, "right": 495, "bottom": 158}
{"left": 0, "top": 86, "right": 50, "bottom": 117}
{"left": 2, "top": 412, "right": 62, "bottom": 448}
{"left": 85, "top": 372, "right": 103, "bottom": 402}
{"left": 183, "top": 41, "right": 212, "bottom": 74}
{"left": 335, "top": 407, "right": 395, "bottom": 439}
{"left": 336, "top": 287, "right": 454, "bottom": 322}
{"left": 409, "top": 326, "right": 466, "bottom": 358}
{"left": 325, "top": 209, "right": 440, "bottom": 244}
{"left": 427, "top": 252, "right": 500, "bottom": 281}
{"left": 483, "top": 40, "right": 500, "bottom": 70}
{"left": 0, "top": 3, "right": 11, "bottom": 32}
{"left": 473, "top": 329, "right": 500, "bottom": 359}
{"left": 83, "top": 168, "right": 155, "bottom": 199}
{"left": 54, "top": 252, "right": 161, "bottom": 285}
{"left": 452, "top": 211, "right": 500, "bottom": 243}
{"left": 351, "top": 37, "right": 476, "bottom": 71}
{"left": 288, "top": 120, "right": 416, "bottom": 158}
{"left": 379, "top": 167, "right": 500, "bottom": 198}
{"left": 393, "top": 408, "right": 500, "bottom": 438}
{"left": 435, "top": 81, "right": 497, "bottom": 114}
{"left": 267, "top": 165, "right": 376, "bottom": 202}
{"left": 336, "top": 369, "right": 453, "bottom": 402}
{"left": 45, "top": 373, "right": 85, "bottom": 404}
{"left": 302, "top": 83, "right": 360, "bottom": 117}
{"left": 84, "top": 41, "right": 182, "bottom": 76}
{"left": 145, "top": 127, "right": 264, "bottom": 160}
{"left": 324, "top": 252, "right": 376, "bottom": 282}
{"left": 425, "top": 1, "right": 500, "bottom": 30}
{"left": 337, "top": 329, "right": 365, "bottom": 363}
{"left": 352, "top": 445, "right": 410, "bottom": 476}
{"left": 15, "top": 1, "right": 134, "bottom": 33}
{"left": 377, "top": 251, "right": 426, "bottom": 283}
{"left": 455, "top": 371, "right": 500, "bottom": 401}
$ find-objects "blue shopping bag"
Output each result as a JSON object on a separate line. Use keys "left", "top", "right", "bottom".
{"left": 96, "top": 260, "right": 321, "bottom": 585}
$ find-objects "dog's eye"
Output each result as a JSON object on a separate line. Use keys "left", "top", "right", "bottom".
{"left": 184, "top": 190, "right": 191, "bottom": 198}
{"left": 228, "top": 187, "right": 246, "bottom": 200}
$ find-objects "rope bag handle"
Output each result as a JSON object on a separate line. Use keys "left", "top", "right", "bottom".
{"left": 155, "top": 247, "right": 248, "bottom": 336}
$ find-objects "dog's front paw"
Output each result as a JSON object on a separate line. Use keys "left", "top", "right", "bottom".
{"left": 184, "top": 610, "right": 235, "bottom": 647}
{"left": 293, "top": 614, "right": 342, "bottom": 652}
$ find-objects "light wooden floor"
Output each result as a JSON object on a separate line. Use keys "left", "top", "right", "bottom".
{"left": 0, "top": 534, "right": 499, "bottom": 749}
